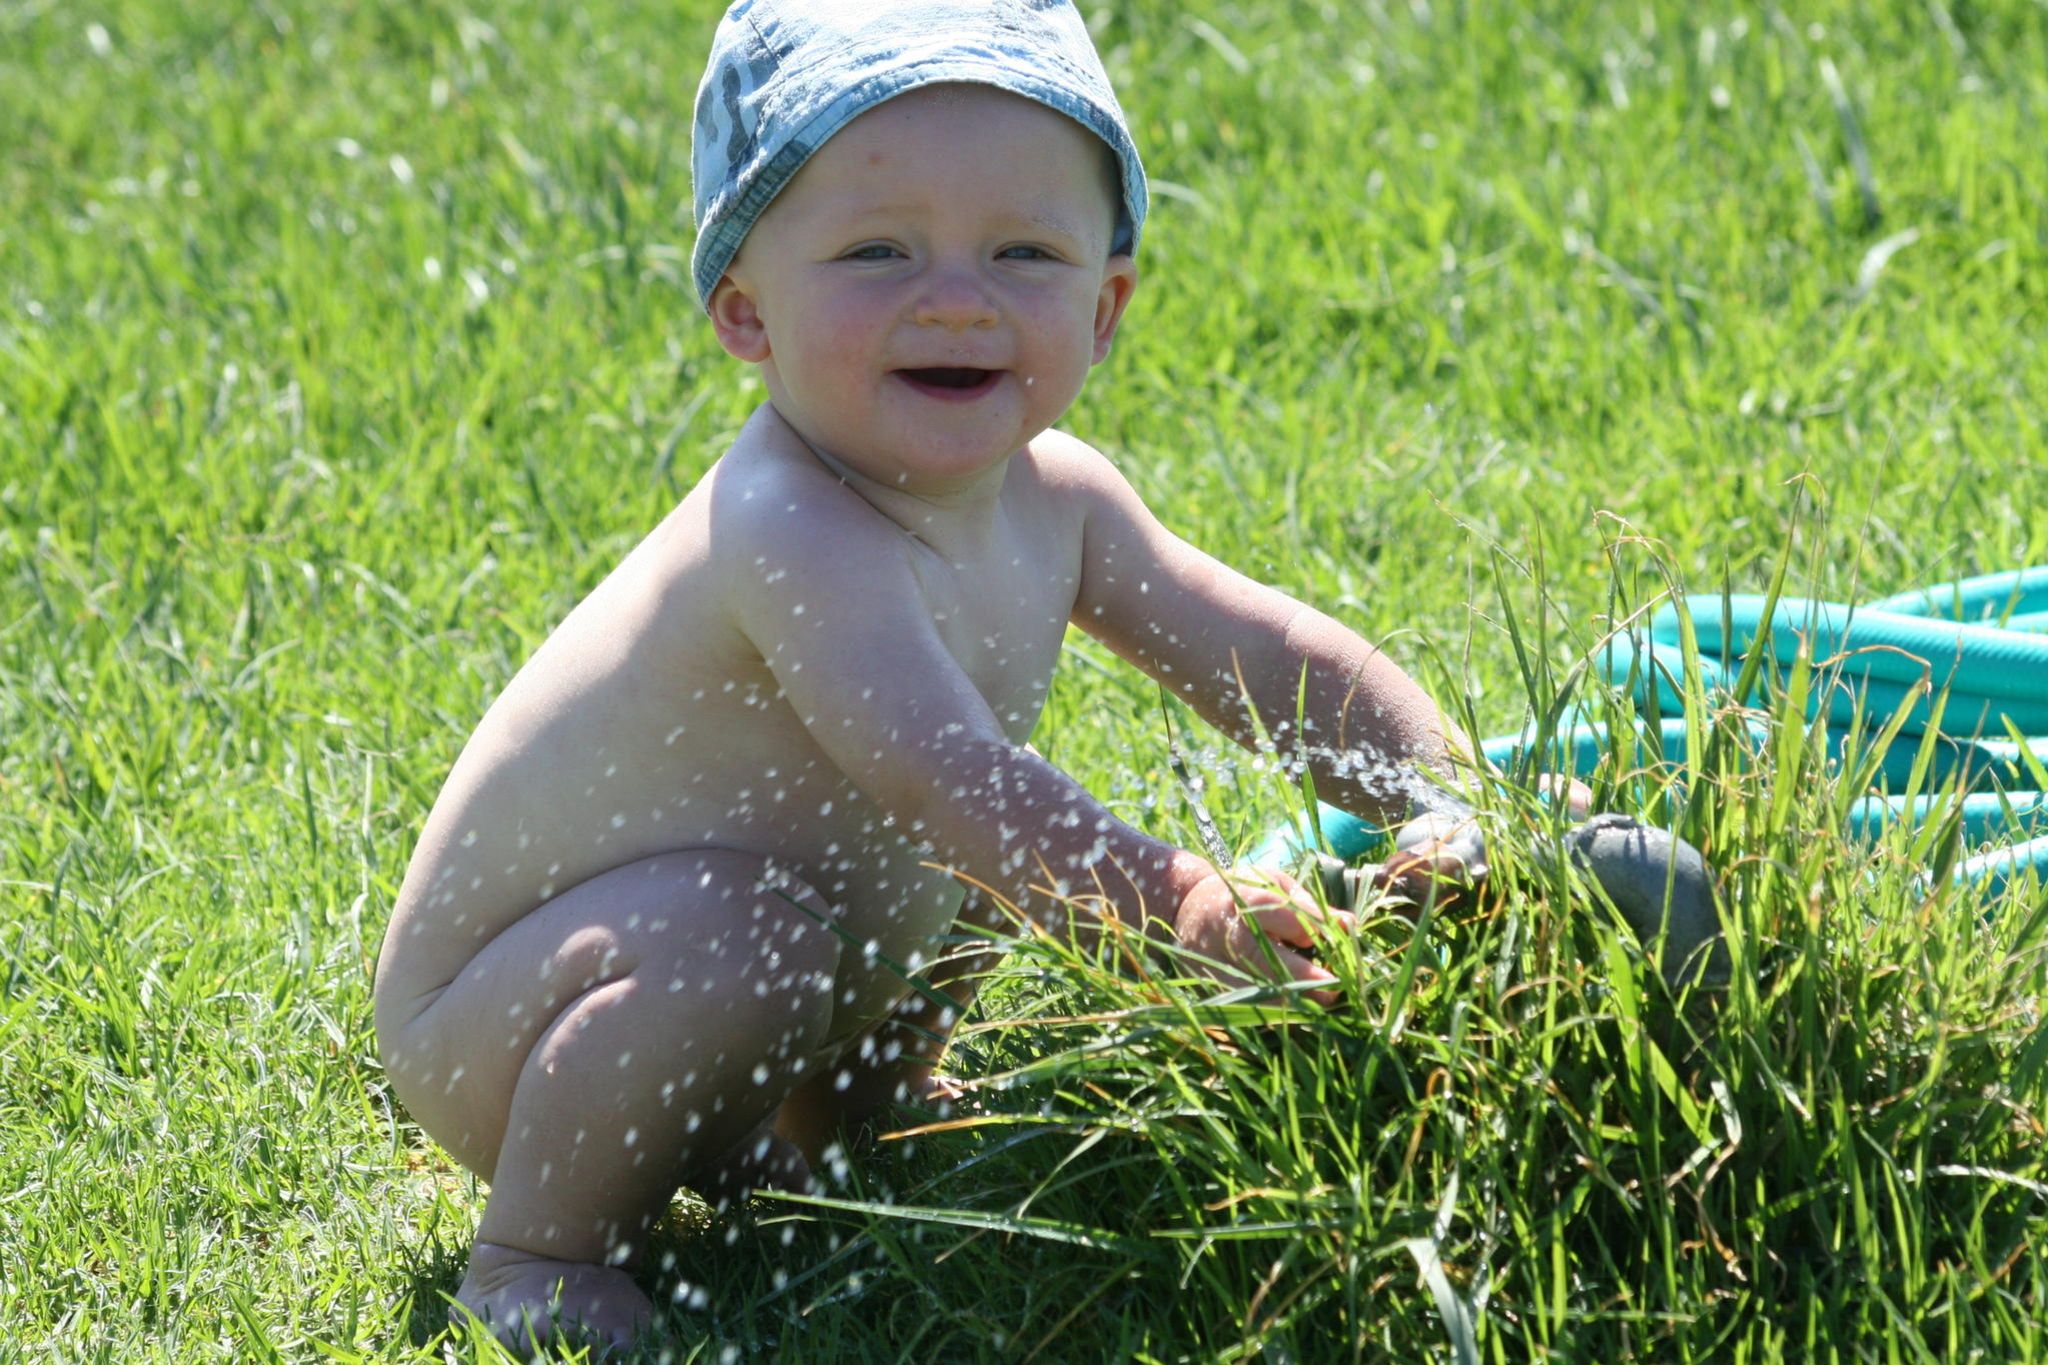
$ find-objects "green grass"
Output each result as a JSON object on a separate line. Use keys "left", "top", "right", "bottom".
{"left": 4, "top": 0, "right": 2046, "bottom": 1358}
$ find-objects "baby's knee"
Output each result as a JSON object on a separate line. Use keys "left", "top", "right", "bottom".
{"left": 630, "top": 855, "right": 845, "bottom": 1058}
{"left": 540, "top": 853, "right": 843, "bottom": 1023}
{"left": 723, "top": 865, "right": 845, "bottom": 1055}
{"left": 376, "top": 850, "right": 846, "bottom": 1170}
{"left": 723, "top": 864, "right": 841, "bottom": 980}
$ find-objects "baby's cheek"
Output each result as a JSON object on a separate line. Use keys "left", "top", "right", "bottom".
{"left": 1039, "top": 341, "right": 1097, "bottom": 396}
{"left": 817, "top": 307, "right": 874, "bottom": 355}
{"left": 782, "top": 301, "right": 855, "bottom": 368}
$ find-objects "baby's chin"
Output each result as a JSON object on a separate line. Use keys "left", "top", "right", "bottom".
{"left": 763, "top": 388, "right": 1053, "bottom": 491}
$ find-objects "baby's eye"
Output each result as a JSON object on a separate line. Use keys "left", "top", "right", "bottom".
{"left": 841, "top": 244, "right": 901, "bottom": 261}
{"left": 998, "top": 244, "right": 1058, "bottom": 262}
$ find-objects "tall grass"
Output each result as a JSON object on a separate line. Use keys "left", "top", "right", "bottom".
{"left": 3, "top": 0, "right": 2045, "bottom": 1359}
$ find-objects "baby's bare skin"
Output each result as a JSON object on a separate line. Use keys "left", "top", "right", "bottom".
{"left": 374, "top": 84, "right": 1458, "bottom": 1349}
{"left": 374, "top": 408, "right": 1081, "bottom": 1337}
{"left": 376, "top": 404, "right": 1077, "bottom": 1121}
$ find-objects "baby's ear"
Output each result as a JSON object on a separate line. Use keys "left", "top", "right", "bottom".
{"left": 709, "top": 276, "right": 770, "bottom": 363}
{"left": 1090, "top": 255, "right": 1138, "bottom": 364}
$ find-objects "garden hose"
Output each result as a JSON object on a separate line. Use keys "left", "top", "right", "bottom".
{"left": 1251, "top": 566, "right": 2048, "bottom": 907}
{"left": 1611, "top": 568, "right": 2048, "bottom": 892}
{"left": 1865, "top": 565, "right": 2048, "bottom": 621}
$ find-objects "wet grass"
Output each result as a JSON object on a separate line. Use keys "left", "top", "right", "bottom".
{"left": 3, "top": 0, "right": 2046, "bottom": 1358}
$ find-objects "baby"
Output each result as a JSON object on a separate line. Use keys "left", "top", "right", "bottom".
{"left": 374, "top": 0, "right": 1474, "bottom": 1348}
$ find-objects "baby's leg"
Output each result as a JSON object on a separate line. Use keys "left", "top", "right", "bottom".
{"left": 376, "top": 850, "right": 843, "bottom": 1349}
{"left": 774, "top": 887, "right": 1008, "bottom": 1163}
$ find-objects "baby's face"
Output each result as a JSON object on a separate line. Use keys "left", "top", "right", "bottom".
{"left": 712, "top": 85, "right": 1136, "bottom": 492}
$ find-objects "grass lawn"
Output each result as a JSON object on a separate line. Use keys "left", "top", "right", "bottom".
{"left": 4, "top": 0, "right": 2046, "bottom": 1358}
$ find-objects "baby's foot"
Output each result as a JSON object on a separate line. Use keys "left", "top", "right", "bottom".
{"left": 452, "top": 1240, "right": 653, "bottom": 1353}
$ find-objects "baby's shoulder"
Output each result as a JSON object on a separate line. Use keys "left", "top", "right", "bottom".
{"left": 685, "top": 424, "right": 922, "bottom": 629}
{"left": 1020, "top": 425, "right": 1110, "bottom": 481}
{"left": 704, "top": 420, "right": 896, "bottom": 550}
{"left": 1017, "top": 428, "right": 1153, "bottom": 528}
{"left": 1017, "top": 427, "right": 1129, "bottom": 506}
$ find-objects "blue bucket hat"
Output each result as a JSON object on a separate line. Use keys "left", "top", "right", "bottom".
{"left": 690, "top": 0, "right": 1148, "bottom": 311}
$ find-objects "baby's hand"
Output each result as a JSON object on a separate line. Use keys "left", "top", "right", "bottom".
{"left": 1540, "top": 774, "right": 1596, "bottom": 820}
{"left": 1372, "top": 810, "right": 1489, "bottom": 909}
{"left": 1371, "top": 774, "right": 1593, "bottom": 909}
{"left": 1173, "top": 866, "right": 1354, "bottom": 1004}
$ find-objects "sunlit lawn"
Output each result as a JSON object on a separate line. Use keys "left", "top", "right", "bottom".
{"left": 3, "top": 0, "right": 2046, "bottom": 1358}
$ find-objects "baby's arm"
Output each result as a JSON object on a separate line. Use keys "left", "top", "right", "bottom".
{"left": 721, "top": 468, "right": 1340, "bottom": 992}
{"left": 1052, "top": 433, "right": 1468, "bottom": 826}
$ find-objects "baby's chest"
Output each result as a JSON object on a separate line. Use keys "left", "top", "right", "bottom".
{"left": 918, "top": 553, "right": 1078, "bottom": 740}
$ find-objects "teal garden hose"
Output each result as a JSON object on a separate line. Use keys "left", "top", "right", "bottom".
{"left": 1253, "top": 566, "right": 2048, "bottom": 909}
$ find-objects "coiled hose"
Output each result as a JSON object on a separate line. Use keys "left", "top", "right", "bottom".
{"left": 1254, "top": 566, "right": 2048, "bottom": 901}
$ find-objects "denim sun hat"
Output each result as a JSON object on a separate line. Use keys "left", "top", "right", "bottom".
{"left": 690, "top": 0, "right": 1148, "bottom": 310}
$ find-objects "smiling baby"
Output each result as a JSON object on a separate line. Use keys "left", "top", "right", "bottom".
{"left": 373, "top": 0, "right": 1471, "bottom": 1347}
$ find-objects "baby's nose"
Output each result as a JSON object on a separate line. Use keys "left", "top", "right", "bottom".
{"left": 912, "top": 266, "right": 997, "bottom": 330}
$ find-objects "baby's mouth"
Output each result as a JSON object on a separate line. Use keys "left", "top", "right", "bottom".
{"left": 894, "top": 367, "right": 1002, "bottom": 399}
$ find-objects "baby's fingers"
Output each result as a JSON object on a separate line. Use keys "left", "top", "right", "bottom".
{"left": 1227, "top": 921, "right": 1341, "bottom": 1003}
{"left": 1538, "top": 772, "right": 1595, "bottom": 820}
{"left": 1245, "top": 899, "right": 1357, "bottom": 948}
{"left": 1225, "top": 866, "right": 1341, "bottom": 921}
